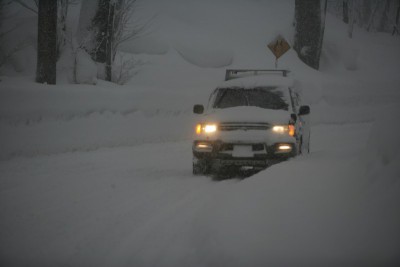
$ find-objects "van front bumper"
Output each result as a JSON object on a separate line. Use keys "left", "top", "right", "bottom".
{"left": 192, "top": 140, "right": 296, "bottom": 169}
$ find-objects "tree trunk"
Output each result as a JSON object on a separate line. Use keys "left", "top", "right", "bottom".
{"left": 294, "top": 0, "right": 322, "bottom": 70}
{"left": 343, "top": 0, "right": 349, "bottom": 24}
{"left": 111, "top": 0, "right": 123, "bottom": 62}
{"left": 36, "top": 0, "right": 57, "bottom": 84}
{"left": 319, "top": 0, "right": 328, "bottom": 62}
{"left": 393, "top": 0, "right": 400, "bottom": 35}
{"left": 348, "top": 0, "right": 354, "bottom": 38}
{"left": 0, "top": 0, "right": 4, "bottom": 35}
{"left": 91, "top": 0, "right": 110, "bottom": 63}
{"left": 105, "top": 2, "right": 114, "bottom": 81}
{"left": 57, "top": 0, "right": 68, "bottom": 59}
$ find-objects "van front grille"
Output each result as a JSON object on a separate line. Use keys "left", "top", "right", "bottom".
{"left": 219, "top": 122, "right": 270, "bottom": 131}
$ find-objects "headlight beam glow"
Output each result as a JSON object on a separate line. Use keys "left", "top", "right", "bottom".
{"left": 278, "top": 144, "right": 292, "bottom": 150}
{"left": 272, "top": 125, "right": 288, "bottom": 133}
{"left": 204, "top": 124, "right": 217, "bottom": 133}
{"left": 195, "top": 124, "right": 218, "bottom": 135}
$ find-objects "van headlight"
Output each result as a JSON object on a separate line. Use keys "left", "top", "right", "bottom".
{"left": 272, "top": 125, "right": 295, "bottom": 137}
{"left": 196, "top": 124, "right": 218, "bottom": 135}
{"left": 272, "top": 125, "right": 288, "bottom": 133}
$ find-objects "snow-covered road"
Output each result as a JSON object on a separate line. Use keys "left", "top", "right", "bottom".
{"left": 1, "top": 122, "right": 399, "bottom": 266}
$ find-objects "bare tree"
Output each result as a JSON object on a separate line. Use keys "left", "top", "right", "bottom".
{"left": 112, "top": 0, "right": 147, "bottom": 59}
{"left": 89, "top": 0, "right": 110, "bottom": 64}
{"left": 113, "top": 53, "right": 144, "bottom": 85}
{"left": 86, "top": 0, "right": 147, "bottom": 82}
{"left": 328, "top": 1, "right": 399, "bottom": 35}
{"left": 105, "top": 0, "right": 116, "bottom": 81}
{"left": 110, "top": 0, "right": 149, "bottom": 83}
{"left": 36, "top": 0, "right": 57, "bottom": 84}
{"left": 57, "top": 0, "right": 80, "bottom": 58}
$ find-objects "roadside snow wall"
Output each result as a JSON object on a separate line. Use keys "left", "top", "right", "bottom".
{"left": 0, "top": 77, "right": 196, "bottom": 160}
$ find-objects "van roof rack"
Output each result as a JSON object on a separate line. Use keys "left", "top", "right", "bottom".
{"left": 225, "top": 69, "right": 290, "bottom": 81}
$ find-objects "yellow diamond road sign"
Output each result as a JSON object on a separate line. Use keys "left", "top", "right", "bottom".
{"left": 268, "top": 36, "right": 290, "bottom": 59}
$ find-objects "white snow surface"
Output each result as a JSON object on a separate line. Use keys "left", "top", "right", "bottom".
{"left": 1, "top": 0, "right": 400, "bottom": 266}
{"left": 174, "top": 41, "right": 234, "bottom": 68}
{"left": 75, "top": 49, "right": 98, "bottom": 85}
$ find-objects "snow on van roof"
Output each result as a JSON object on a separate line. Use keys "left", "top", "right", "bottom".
{"left": 217, "top": 75, "right": 294, "bottom": 89}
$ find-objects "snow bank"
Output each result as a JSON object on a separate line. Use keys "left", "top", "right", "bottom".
{"left": 75, "top": 49, "right": 98, "bottom": 85}
{"left": 119, "top": 36, "right": 170, "bottom": 55}
{"left": 174, "top": 40, "right": 233, "bottom": 68}
{"left": 190, "top": 121, "right": 400, "bottom": 266}
{"left": 298, "top": 77, "right": 400, "bottom": 125}
{"left": 364, "top": 105, "right": 400, "bottom": 178}
{"left": 0, "top": 77, "right": 197, "bottom": 122}
{"left": 57, "top": 48, "right": 97, "bottom": 85}
{"left": 0, "top": 111, "right": 193, "bottom": 160}
{"left": 0, "top": 77, "right": 197, "bottom": 160}
{"left": 8, "top": 46, "right": 37, "bottom": 74}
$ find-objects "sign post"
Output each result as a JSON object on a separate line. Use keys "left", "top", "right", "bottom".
{"left": 267, "top": 35, "right": 290, "bottom": 69}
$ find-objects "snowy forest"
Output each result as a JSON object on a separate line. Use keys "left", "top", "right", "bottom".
{"left": 0, "top": 0, "right": 399, "bottom": 266}
{"left": 1, "top": 0, "right": 399, "bottom": 83}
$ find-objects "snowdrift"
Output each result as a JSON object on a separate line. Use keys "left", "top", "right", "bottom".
{"left": 0, "top": 77, "right": 198, "bottom": 160}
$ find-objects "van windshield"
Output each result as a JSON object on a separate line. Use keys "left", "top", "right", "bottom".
{"left": 213, "top": 87, "right": 288, "bottom": 110}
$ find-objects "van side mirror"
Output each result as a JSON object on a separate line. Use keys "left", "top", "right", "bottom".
{"left": 193, "top": 104, "right": 204, "bottom": 114}
{"left": 298, "top": 105, "right": 310, "bottom": 116}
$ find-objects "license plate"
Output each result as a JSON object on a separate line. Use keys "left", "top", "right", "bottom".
{"left": 232, "top": 145, "right": 253, "bottom": 158}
